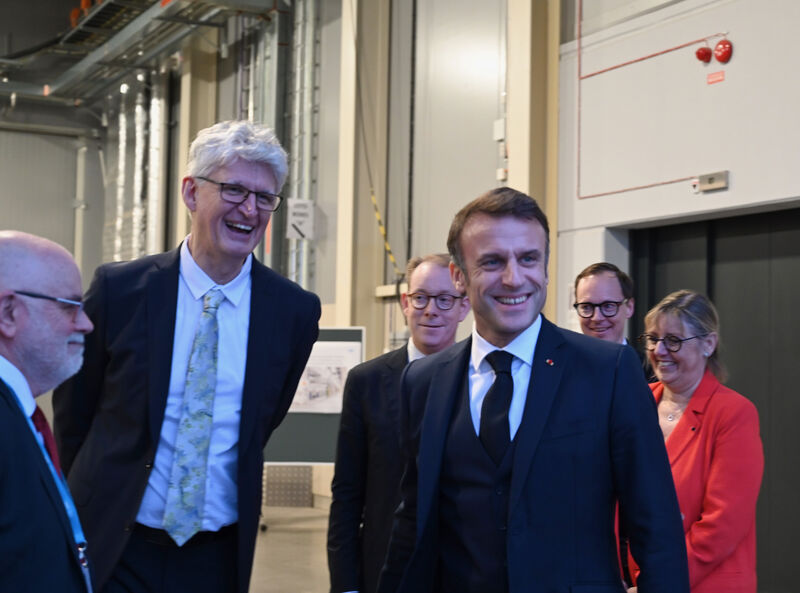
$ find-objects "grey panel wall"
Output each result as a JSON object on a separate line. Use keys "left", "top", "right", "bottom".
{"left": 0, "top": 129, "right": 77, "bottom": 251}
{"left": 410, "top": 0, "right": 506, "bottom": 258}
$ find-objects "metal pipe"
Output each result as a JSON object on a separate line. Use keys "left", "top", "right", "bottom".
{"left": 73, "top": 142, "right": 88, "bottom": 272}
{"left": 132, "top": 90, "right": 146, "bottom": 257}
{"left": 114, "top": 94, "right": 127, "bottom": 261}
{"left": 300, "top": 0, "right": 316, "bottom": 289}
{"left": 147, "top": 72, "right": 165, "bottom": 254}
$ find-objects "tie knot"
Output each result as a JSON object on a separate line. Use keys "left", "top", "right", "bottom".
{"left": 203, "top": 288, "right": 224, "bottom": 313}
{"left": 486, "top": 350, "right": 513, "bottom": 374}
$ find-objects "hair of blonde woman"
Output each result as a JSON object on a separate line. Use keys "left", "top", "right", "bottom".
{"left": 644, "top": 289, "right": 727, "bottom": 381}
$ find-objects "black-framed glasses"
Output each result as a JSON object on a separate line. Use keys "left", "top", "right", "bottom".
{"left": 196, "top": 176, "right": 283, "bottom": 212}
{"left": 639, "top": 333, "right": 708, "bottom": 353}
{"left": 573, "top": 299, "right": 627, "bottom": 319}
{"left": 14, "top": 290, "right": 84, "bottom": 319}
{"left": 407, "top": 292, "right": 463, "bottom": 311}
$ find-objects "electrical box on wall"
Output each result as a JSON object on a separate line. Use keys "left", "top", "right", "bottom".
{"left": 698, "top": 170, "right": 729, "bottom": 192}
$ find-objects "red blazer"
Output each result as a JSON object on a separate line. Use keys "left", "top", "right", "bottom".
{"left": 633, "top": 369, "right": 763, "bottom": 593}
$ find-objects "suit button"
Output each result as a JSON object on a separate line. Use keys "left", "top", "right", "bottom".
{"left": 124, "top": 523, "right": 132, "bottom": 532}
{"left": 145, "top": 462, "right": 153, "bottom": 469}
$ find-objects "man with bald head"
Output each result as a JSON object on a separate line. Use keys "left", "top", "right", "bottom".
{"left": 0, "top": 230, "right": 94, "bottom": 592}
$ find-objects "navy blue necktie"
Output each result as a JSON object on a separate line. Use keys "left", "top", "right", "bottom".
{"left": 480, "top": 350, "right": 514, "bottom": 465}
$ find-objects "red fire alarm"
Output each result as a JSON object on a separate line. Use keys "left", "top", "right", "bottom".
{"left": 695, "top": 46, "right": 712, "bottom": 63}
{"left": 714, "top": 39, "right": 733, "bottom": 63}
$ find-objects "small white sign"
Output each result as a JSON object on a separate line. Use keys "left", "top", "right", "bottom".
{"left": 286, "top": 199, "right": 315, "bottom": 240}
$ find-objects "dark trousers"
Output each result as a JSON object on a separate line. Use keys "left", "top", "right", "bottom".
{"left": 102, "top": 523, "right": 238, "bottom": 593}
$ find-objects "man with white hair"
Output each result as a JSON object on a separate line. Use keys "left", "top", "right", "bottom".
{"left": 0, "top": 230, "right": 94, "bottom": 592}
{"left": 54, "top": 120, "right": 321, "bottom": 593}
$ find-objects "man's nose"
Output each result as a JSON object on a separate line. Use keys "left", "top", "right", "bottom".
{"left": 502, "top": 261, "right": 521, "bottom": 286}
{"left": 238, "top": 191, "right": 257, "bottom": 214}
{"left": 75, "top": 309, "right": 94, "bottom": 333}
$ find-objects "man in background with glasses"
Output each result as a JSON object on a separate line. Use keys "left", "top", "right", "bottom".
{"left": 328, "top": 253, "right": 469, "bottom": 593}
{"left": 53, "top": 120, "right": 321, "bottom": 593}
{"left": 0, "top": 230, "right": 94, "bottom": 592}
{"left": 573, "top": 262, "right": 635, "bottom": 346}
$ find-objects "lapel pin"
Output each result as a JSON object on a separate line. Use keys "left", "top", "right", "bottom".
{"left": 545, "top": 358, "right": 554, "bottom": 366}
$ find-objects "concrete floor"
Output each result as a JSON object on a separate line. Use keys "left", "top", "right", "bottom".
{"left": 250, "top": 506, "right": 330, "bottom": 593}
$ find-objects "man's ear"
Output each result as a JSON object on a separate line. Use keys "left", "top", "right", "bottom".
{"left": 450, "top": 262, "right": 466, "bottom": 293}
{"left": 0, "top": 291, "right": 19, "bottom": 339}
{"left": 400, "top": 292, "right": 411, "bottom": 319}
{"left": 457, "top": 295, "right": 470, "bottom": 322}
{"left": 623, "top": 297, "right": 635, "bottom": 320}
{"left": 182, "top": 176, "right": 198, "bottom": 212}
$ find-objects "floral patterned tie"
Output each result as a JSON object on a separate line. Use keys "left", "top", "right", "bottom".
{"left": 163, "top": 288, "right": 224, "bottom": 545}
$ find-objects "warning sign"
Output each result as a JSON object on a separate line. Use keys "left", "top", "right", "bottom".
{"left": 286, "top": 199, "right": 315, "bottom": 240}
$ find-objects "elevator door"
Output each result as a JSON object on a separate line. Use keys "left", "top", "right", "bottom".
{"left": 631, "top": 207, "right": 800, "bottom": 593}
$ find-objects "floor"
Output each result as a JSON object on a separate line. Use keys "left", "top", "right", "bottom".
{"left": 250, "top": 506, "right": 330, "bottom": 593}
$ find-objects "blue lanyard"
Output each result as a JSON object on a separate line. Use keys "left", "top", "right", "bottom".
{"left": 22, "top": 411, "right": 94, "bottom": 593}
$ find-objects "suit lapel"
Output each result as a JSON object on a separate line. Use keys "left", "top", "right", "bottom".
{"left": 0, "top": 382, "right": 80, "bottom": 564}
{"left": 509, "top": 318, "right": 568, "bottom": 516}
{"left": 382, "top": 347, "right": 409, "bottom": 442}
{"left": 147, "top": 249, "right": 180, "bottom": 442}
{"left": 416, "top": 340, "right": 471, "bottom": 534}
{"left": 661, "top": 370, "right": 716, "bottom": 463}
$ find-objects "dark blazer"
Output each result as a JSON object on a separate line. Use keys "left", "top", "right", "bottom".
{"left": 378, "top": 317, "right": 689, "bottom": 593}
{"left": 0, "top": 380, "right": 87, "bottom": 593}
{"left": 53, "top": 247, "right": 320, "bottom": 593}
{"left": 328, "top": 346, "right": 408, "bottom": 593}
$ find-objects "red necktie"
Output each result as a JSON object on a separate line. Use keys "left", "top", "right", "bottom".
{"left": 32, "top": 406, "right": 62, "bottom": 477}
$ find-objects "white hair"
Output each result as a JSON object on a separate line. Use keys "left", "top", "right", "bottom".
{"left": 187, "top": 120, "right": 289, "bottom": 190}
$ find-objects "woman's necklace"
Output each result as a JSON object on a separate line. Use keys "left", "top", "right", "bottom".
{"left": 661, "top": 397, "right": 688, "bottom": 422}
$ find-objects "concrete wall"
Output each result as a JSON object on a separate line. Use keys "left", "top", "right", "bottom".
{"left": 557, "top": 0, "right": 800, "bottom": 328}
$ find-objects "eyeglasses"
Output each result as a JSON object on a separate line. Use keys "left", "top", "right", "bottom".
{"left": 407, "top": 292, "right": 463, "bottom": 311}
{"left": 639, "top": 333, "right": 708, "bottom": 353}
{"left": 15, "top": 290, "right": 84, "bottom": 319}
{"left": 196, "top": 176, "right": 283, "bottom": 212}
{"left": 573, "top": 300, "right": 628, "bottom": 319}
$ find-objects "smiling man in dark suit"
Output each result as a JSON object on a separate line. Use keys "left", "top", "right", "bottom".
{"left": 377, "top": 188, "right": 689, "bottom": 593}
{"left": 328, "top": 253, "right": 470, "bottom": 593}
{"left": 53, "top": 120, "right": 320, "bottom": 593}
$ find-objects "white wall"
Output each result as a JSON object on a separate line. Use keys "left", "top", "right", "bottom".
{"left": 557, "top": 0, "right": 800, "bottom": 327}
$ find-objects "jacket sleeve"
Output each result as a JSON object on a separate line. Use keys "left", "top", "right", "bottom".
{"left": 612, "top": 346, "right": 690, "bottom": 593}
{"left": 53, "top": 265, "right": 109, "bottom": 476}
{"left": 327, "top": 367, "right": 368, "bottom": 592}
{"left": 376, "top": 364, "right": 420, "bottom": 593}
{"left": 685, "top": 396, "right": 763, "bottom": 587}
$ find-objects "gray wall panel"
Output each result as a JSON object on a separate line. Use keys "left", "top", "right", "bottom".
{"left": 0, "top": 130, "right": 77, "bottom": 251}
{"left": 411, "top": 0, "right": 505, "bottom": 257}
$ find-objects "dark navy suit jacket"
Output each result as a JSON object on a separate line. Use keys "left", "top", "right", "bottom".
{"left": 328, "top": 346, "right": 408, "bottom": 593}
{"left": 378, "top": 317, "right": 689, "bottom": 593}
{"left": 53, "top": 247, "right": 320, "bottom": 592}
{"left": 0, "top": 380, "right": 87, "bottom": 592}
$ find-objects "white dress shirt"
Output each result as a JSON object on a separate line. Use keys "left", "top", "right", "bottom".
{"left": 467, "top": 315, "right": 542, "bottom": 439}
{"left": 406, "top": 338, "right": 428, "bottom": 363}
{"left": 137, "top": 239, "right": 252, "bottom": 531}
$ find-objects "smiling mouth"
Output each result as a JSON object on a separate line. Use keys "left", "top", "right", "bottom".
{"left": 226, "top": 221, "right": 253, "bottom": 233}
{"left": 496, "top": 295, "right": 528, "bottom": 305}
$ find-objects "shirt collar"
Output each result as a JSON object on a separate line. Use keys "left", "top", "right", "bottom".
{"left": 407, "top": 338, "right": 427, "bottom": 362}
{"left": 470, "top": 314, "right": 542, "bottom": 371}
{"left": 180, "top": 237, "right": 252, "bottom": 306}
{"left": 0, "top": 354, "right": 35, "bottom": 416}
